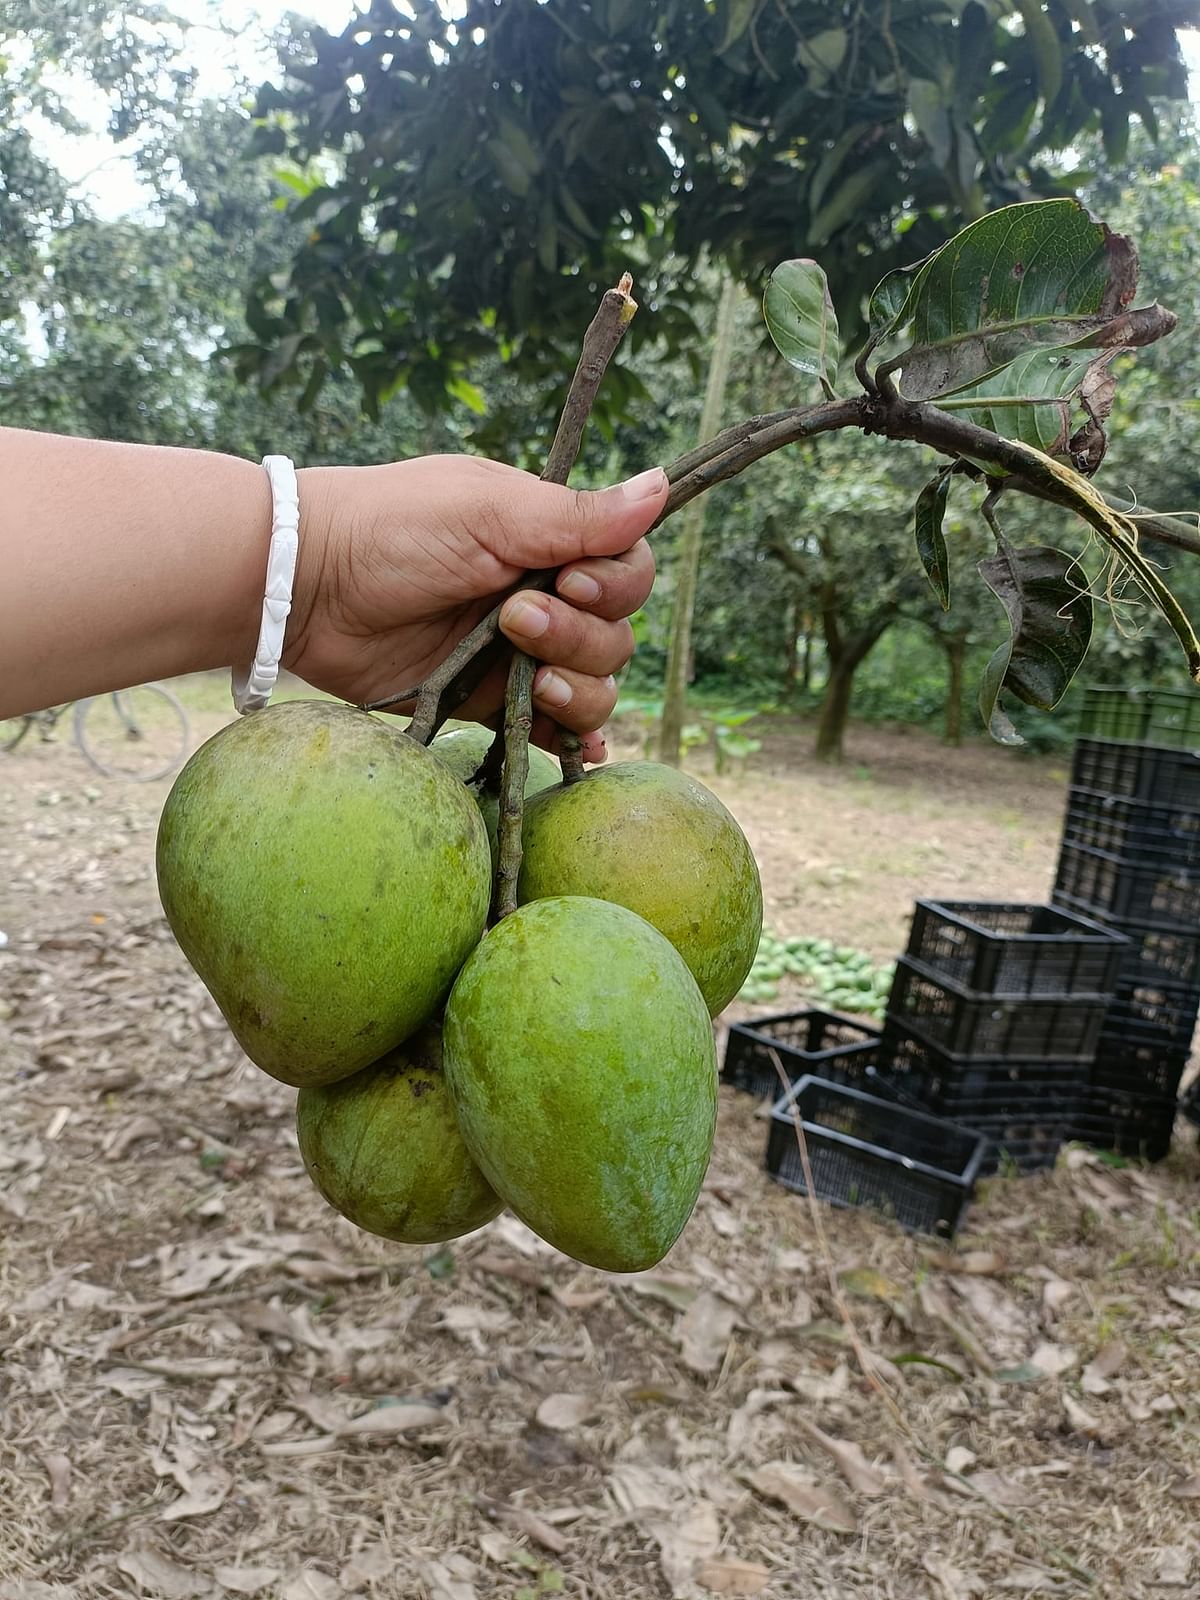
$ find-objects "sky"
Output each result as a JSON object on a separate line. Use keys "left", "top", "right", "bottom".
{"left": 33, "top": 0, "right": 361, "bottom": 218}
{"left": 30, "top": 2, "right": 1200, "bottom": 221}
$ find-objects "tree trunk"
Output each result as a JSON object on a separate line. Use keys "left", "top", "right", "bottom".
{"left": 658, "top": 275, "right": 739, "bottom": 765}
{"left": 944, "top": 632, "right": 967, "bottom": 746}
{"left": 801, "top": 623, "right": 813, "bottom": 695}
{"left": 813, "top": 617, "right": 893, "bottom": 763}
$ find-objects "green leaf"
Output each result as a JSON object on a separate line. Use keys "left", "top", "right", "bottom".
{"left": 718, "top": 0, "right": 759, "bottom": 54}
{"left": 796, "top": 27, "right": 847, "bottom": 87}
{"left": 937, "top": 346, "right": 1117, "bottom": 456}
{"left": 447, "top": 375, "right": 487, "bottom": 415}
{"left": 914, "top": 471, "right": 952, "bottom": 610}
{"left": 808, "top": 158, "right": 892, "bottom": 248}
{"left": 1015, "top": 0, "right": 1063, "bottom": 109}
{"left": 890, "top": 1352, "right": 965, "bottom": 1381}
{"left": 877, "top": 199, "right": 1140, "bottom": 402}
{"left": 763, "top": 260, "right": 840, "bottom": 396}
{"left": 977, "top": 543, "right": 1093, "bottom": 746}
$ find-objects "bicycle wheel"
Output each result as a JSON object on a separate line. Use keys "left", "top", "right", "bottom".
{"left": 75, "top": 684, "right": 191, "bottom": 781}
{"left": 0, "top": 715, "right": 32, "bottom": 754}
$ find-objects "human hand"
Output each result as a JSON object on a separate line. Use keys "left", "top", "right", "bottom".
{"left": 284, "top": 455, "right": 665, "bottom": 761}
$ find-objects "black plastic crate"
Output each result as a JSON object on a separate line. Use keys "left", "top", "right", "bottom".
{"left": 1050, "top": 898, "right": 1200, "bottom": 988}
{"left": 1079, "top": 687, "right": 1200, "bottom": 750}
{"left": 904, "top": 900, "right": 1127, "bottom": 997}
{"left": 1103, "top": 978, "right": 1200, "bottom": 1045}
{"left": 858, "top": 1058, "right": 1069, "bottom": 1175}
{"left": 1067, "top": 1085, "right": 1178, "bottom": 1162}
{"left": 1092, "top": 1039, "right": 1189, "bottom": 1102}
{"left": 722, "top": 1009, "right": 880, "bottom": 1100}
{"left": 967, "top": 1115, "right": 1068, "bottom": 1176}
{"left": 1063, "top": 787, "right": 1200, "bottom": 865}
{"left": 1181, "top": 1076, "right": 1200, "bottom": 1129}
{"left": 875, "top": 1023, "right": 1084, "bottom": 1108}
{"left": 766, "top": 1076, "right": 985, "bottom": 1237}
{"left": 1055, "top": 842, "right": 1200, "bottom": 931}
{"left": 1070, "top": 738, "right": 1200, "bottom": 808}
{"left": 887, "top": 957, "right": 1109, "bottom": 1061}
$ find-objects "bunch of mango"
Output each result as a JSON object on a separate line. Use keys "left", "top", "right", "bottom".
{"left": 156, "top": 703, "right": 763, "bottom": 1272}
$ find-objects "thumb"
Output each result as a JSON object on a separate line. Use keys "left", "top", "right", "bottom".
{"left": 496, "top": 466, "right": 669, "bottom": 569}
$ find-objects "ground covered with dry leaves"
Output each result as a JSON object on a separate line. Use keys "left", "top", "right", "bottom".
{"left": 2, "top": 680, "right": 1198, "bottom": 1600}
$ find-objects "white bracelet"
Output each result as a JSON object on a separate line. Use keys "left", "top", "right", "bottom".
{"left": 232, "top": 455, "right": 300, "bottom": 714}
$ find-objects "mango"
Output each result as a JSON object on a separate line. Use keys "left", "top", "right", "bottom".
{"left": 517, "top": 761, "right": 763, "bottom": 1015}
{"left": 443, "top": 896, "right": 717, "bottom": 1271}
{"left": 156, "top": 701, "right": 490, "bottom": 1088}
{"left": 296, "top": 1025, "right": 502, "bottom": 1243}
{"left": 430, "top": 727, "right": 559, "bottom": 858}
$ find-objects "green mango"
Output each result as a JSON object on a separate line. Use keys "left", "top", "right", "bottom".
{"left": 443, "top": 896, "right": 717, "bottom": 1272}
{"left": 516, "top": 762, "right": 763, "bottom": 1016}
{"left": 296, "top": 1024, "right": 503, "bottom": 1243}
{"left": 157, "top": 701, "right": 491, "bottom": 1088}
{"left": 430, "top": 727, "right": 560, "bottom": 859}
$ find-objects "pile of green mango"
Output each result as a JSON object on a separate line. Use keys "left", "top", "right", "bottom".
{"left": 738, "top": 930, "right": 895, "bottom": 1017}
{"left": 156, "top": 702, "right": 763, "bottom": 1273}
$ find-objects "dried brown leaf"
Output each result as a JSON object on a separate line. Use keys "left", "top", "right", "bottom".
{"left": 678, "top": 1290, "right": 735, "bottom": 1375}
{"left": 648, "top": 1501, "right": 720, "bottom": 1598}
{"left": 422, "top": 1556, "right": 479, "bottom": 1600}
{"left": 41, "top": 1451, "right": 71, "bottom": 1512}
{"left": 1081, "top": 1339, "right": 1127, "bottom": 1396}
{"left": 923, "top": 1555, "right": 982, "bottom": 1599}
{"left": 1170, "top": 1474, "right": 1200, "bottom": 1499}
{"left": 337, "top": 1403, "right": 445, "bottom": 1437}
{"left": 116, "top": 1549, "right": 216, "bottom": 1598}
{"left": 726, "top": 1388, "right": 791, "bottom": 1456}
{"left": 213, "top": 1566, "right": 283, "bottom": 1596}
{"left": 1154, "top": 1547, "right": 1193, "bottom": 1587}
{"left": 535, "top": 1392, "right": 597, "bottom": 1432}
{"left": 281, "top": 1572, "right": 339, "bottom": 1600}
{"left": 160, "top": 1466, "right": 232, "bottom": 1521}
{"left": 746, "top": 1461, "right": 856, "bottom": 1534}
{"left": 969, "top": 1470, "right": 1035, "bottom": 1508}
{"left": 929, "top": 1250, "right": 1006, "bottom": 1276}
{"left": 796, "top": 1419, "right": 887, "bottom": 1496}
{"left": 696, "top": 1557, "right": 771, "bottom": 1595}
{"left": 628, "top": 1272, "right": 699, "bottom": 1313}
{"left": 338, "top": 1543, "right": 392, "bottom": 1590}
{"left": 508, "top": 1506, "right": 570, "bottom": 1555}
{"left": 1166, "top": 1284, "right": 1200, "bottom": 1311}
{"left": 1030, "top": 1340, "right": 1077, "bottom": 1376}
{"left": 550, "top": 1285, "right": 608, "bottom": 1311}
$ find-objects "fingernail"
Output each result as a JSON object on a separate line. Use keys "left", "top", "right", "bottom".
{"left": 535, "top": 669, "right": 572, "bottom": 708}
{"left": 559, "top": 571, "right": 601, "bottom": 603}
{"left": 501, "top": 595, "right": 550, "bottom": 638}
{"left": 617, "top": 466, "right": 667, "bottom": 502}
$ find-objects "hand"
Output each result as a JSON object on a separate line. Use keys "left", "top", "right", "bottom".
{"left": 285, "top": 455, "right": 665, "bottom": 760}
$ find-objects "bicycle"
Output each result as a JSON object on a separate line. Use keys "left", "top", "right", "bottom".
{"left": 0, "top": 684, "right": 191, "bottom": 781}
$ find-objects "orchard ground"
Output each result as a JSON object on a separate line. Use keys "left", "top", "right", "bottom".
{"left": 1, "top": 674, "right": 1197, "bottom": 1600}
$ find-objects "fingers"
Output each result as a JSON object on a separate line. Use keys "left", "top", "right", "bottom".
{"left": 498, "top": 592, "right": 634, "bottom": 678}
{"left": 532, "top": 665, "right": 618, "bottom": 733}
{"left": 481, "top": 462, "right": 669, "bottom": 568}
{"left": 555, "top": 538, "right": 655, "bottom": 621}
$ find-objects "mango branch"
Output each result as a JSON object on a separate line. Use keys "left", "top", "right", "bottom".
{"left": 492, "top": 650, "right": 535, "bottom": 921}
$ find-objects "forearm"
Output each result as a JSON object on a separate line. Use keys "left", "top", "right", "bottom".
{"left": 0, "top": 427, "right": 272, "bottom": 718}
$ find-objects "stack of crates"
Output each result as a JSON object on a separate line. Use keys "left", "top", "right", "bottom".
{"left": 1051, "top": 688, "right": 1200, "bottom": 1159}
{"left": 874, "top": 901, "right": 1127, "bottom": 1173}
